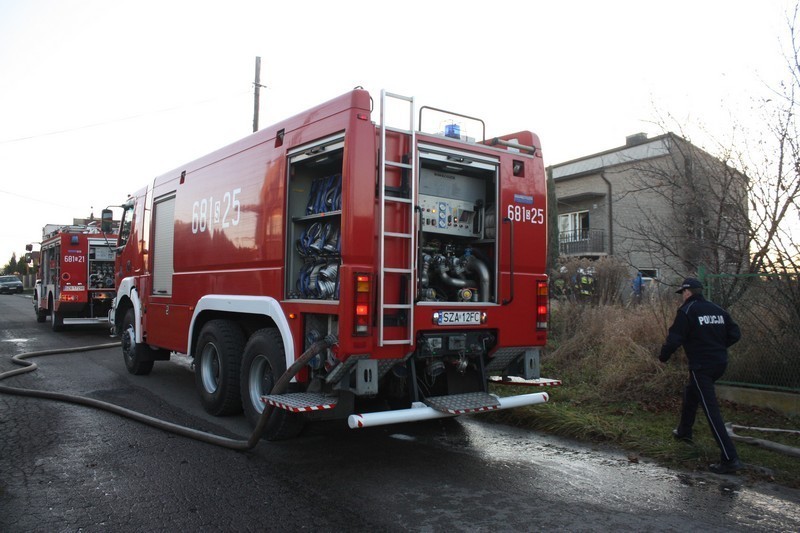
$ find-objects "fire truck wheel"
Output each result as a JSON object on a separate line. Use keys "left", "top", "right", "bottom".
{"left": 34, "top": 298, "right": 46, "bottom": 323}
{"left": 195, "top": 320, "right": 245, "bottom": 416}
{"left": 121, "top": 309, "right": 154, "bottom": 375}
{"left": 240, "top": 328, "right": 305, "bottom": 440}
{"left": 51, "top": 298, "right": 64, "bottom": 332}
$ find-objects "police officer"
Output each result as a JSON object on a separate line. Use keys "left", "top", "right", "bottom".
{"left": 659, "top": 277, "right": 743, "bottom": 474}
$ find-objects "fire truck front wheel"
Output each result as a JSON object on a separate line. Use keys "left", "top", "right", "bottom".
{"left": 34, "top": 297, "right": 46, "bottom": 323}
{"left": 240, "top": 328, "right": 305, "bottom": 440}
{"left": 122, "top": 309, "right": 154, "bottom": 375}
{"left": 194, "top": 320, "right": 245, "bottom": 416}
{"left": 51, "top": 297, "right": 64, "bottom": 332}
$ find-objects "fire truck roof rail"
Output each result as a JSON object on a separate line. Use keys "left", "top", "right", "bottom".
{"left": 42, "top": 223, "right": 105, "bottom": 239}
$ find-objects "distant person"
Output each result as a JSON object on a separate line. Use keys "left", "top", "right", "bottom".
{"left": 658, "top": 277, "right": 743, "bottom": 474}
{"left": 576, "top": 268, "right": 594, "bottom": 301}
{"left": 631, "top": 271, "right": 644, "bottom": 304}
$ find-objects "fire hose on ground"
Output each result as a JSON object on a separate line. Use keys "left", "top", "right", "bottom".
{"left": 0, "top": 337, "right": 335, "bottom": 451}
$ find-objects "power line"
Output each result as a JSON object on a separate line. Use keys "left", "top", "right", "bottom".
{"left": 0, "top": 89, "right": 251, "bottom": 145}
{"left": 0, "top": 189, "right": 76, "bottom": 209}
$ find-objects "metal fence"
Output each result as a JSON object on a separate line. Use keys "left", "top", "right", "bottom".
{"left": 558, "top": 229, "right": 606, "bottom": 256}
{"left": 703, "top": 271, "right": 800, "bottom": 393}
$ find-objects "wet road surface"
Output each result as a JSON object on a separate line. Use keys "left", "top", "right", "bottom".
{"left": 1, "top": 293, "right": 799, "bottom": 531}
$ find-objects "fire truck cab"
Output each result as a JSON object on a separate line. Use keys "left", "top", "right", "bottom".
{"left": 110, "top": 89, "right": 559, "bottom": 439}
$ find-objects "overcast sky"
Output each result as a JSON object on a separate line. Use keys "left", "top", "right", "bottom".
{"left": 0, "top": 0, "right": 794, "bottom": 264}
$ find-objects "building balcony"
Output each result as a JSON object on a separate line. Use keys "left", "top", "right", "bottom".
{"left": 558, "top": 229, "right": 606, "bottom": 257}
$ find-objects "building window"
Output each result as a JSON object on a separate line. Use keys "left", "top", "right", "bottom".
{"left": 558, "top": 211, "right": 589, "bottom": 242}
{"left": 638, "top": 268, "right": 659, "bottom": 280}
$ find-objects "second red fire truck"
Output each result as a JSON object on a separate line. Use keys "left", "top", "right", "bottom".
{"left": 108, "top": 89, "right": 558, "bottom": 439}
{"left": 35, "top": 219, "right": 118, "bottom": 331}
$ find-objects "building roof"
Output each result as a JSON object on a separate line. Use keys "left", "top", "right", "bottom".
{"left": 550, "top": 133, "right": 674, "bottom": 180}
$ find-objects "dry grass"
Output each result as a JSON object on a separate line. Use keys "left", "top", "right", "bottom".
{"left": 546, "top": 299, "right": 686, "bottom": 406}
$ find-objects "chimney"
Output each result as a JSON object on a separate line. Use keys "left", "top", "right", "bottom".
{"left": 625, "top": 132, "right": 648, "bottom": 146}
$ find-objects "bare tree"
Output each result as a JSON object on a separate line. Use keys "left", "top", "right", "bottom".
{"left": 613, "top": 4, "right": 800, "bottom": 309}
{"left": 747, "top": 3, "right": 800, "bottom": 314}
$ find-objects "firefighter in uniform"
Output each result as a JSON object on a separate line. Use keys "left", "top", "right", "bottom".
{"left": 659, "top": 277, "right": 743, "bottom": 474}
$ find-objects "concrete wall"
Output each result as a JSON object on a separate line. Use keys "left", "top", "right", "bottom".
{"left": 718, "top": 385, "right": 799, "bottom": 417}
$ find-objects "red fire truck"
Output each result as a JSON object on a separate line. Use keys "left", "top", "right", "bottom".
{"left": 35, "top": 220, "right": 118, "bottom": 331}
{"left": 109, "top": 89, "right": 558, "bottom": 439}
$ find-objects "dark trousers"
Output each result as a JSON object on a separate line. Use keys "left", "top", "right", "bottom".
{"left": 677, "top": 364, "right": 738, "bottom": 462}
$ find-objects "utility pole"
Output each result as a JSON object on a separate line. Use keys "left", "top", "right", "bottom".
{"left": 253, "top": 56, "right": 263, "bottom": 132}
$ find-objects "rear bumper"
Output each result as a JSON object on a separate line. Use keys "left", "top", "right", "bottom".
{"left": 347, "top": 391, "right": 549, "bottom": 429}
{"left": 0, "top": 287, "right": 23, "bottom": 294}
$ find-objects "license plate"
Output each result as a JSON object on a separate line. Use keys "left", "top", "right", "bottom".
{"left": 437, "top": 310, "right": 481, "bottom": 326}
{"left": 62, "top": 285, "right": 85, "bottom": 291}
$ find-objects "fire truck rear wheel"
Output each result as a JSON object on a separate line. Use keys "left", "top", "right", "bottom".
{"left": 240, "top": 328, "right": 305, "bottom": 440}
{"left": 122, "top": 309, "right": 154, "bottom": 375}
{"left": 195, "top": 319, "right": 245, "bottom": 416}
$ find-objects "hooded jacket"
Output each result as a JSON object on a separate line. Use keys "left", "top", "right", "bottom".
{"left": 659, "top": 294, "right": 741, "bottom": 369}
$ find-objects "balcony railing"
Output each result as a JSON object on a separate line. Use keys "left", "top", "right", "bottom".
{"left": 558, "top": 229, "right": 606, "bottom": 256}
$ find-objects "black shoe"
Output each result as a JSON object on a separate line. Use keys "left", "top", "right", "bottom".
{"left": 672, "top": 429, "right": 693, "bottom": 443}
{"left": 709, "top": 458, "right": 744, "bottom": 474}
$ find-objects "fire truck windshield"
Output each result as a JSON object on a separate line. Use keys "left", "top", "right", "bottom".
{"left": 118, "top": 203, "right": 134, "bottom": 247}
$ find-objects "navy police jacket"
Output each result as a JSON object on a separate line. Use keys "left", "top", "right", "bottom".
{"left": 659, "top": 294, "right": 741, "bottom": 369}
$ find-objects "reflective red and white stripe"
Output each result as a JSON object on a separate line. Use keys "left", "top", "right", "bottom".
{"left": 488, "top": 376, "right": 562, "bottom": 387}
{"left": 444, "top": 404, "right": 500, "bottom": 415}
{"left": 265, "top": 399, "right": 335, "bottom": 412}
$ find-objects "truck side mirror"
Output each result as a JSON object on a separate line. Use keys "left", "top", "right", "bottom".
{"left": 101, "top": 209, "right": 114, "bottom": 233}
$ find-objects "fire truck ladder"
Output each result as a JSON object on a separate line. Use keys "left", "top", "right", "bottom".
{"left": 378, "top": 90, "right": 416, "bottom": 346}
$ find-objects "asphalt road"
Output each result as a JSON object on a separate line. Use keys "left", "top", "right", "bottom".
{"left": 1, "top": 293, "right": 799, "bottom": 532}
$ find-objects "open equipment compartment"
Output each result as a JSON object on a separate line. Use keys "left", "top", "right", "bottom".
{"left": 87, "top": 241, "right": 115, "bottom": 289}
{"left": 285, "top": 135, "right": 344, "bottom": 301}
{"left": 416, "top": 143, "right": 499, "bottom": 304}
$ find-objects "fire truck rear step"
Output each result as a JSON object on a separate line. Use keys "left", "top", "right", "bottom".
{"left": 262, "top": 392, "right": 337, "bottom": 413}
{"left": 424, "top": 392, "right": 501, "bottom": 414}
{"left": 62, "top": 317, "right": 111, "bottom": 325}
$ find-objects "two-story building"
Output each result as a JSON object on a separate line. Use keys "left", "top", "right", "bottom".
{"left": 549, "top": 132, "right": 749, "bottom": 287}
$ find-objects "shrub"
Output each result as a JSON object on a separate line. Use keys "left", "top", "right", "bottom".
{"left": 550, "top": 256, "right": 631, "bottom": 306}
{"left": 546, "top": 297, "right": 686, "bottom": 406}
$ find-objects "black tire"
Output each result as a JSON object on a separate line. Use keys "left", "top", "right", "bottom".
{"left": 34, "top": 296, "right": 46, "bottom": 323}
{"left": 50, "top": 297, "right": 64, "bottom": 332}
{"left": 121, "top": 308, "right": 154, "bottom": 375}
{"left": 240, "top": 328, "right": 305, "bottom": 440}
{"left": 194, "top": 319, "right": 245, "bottom": 416}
